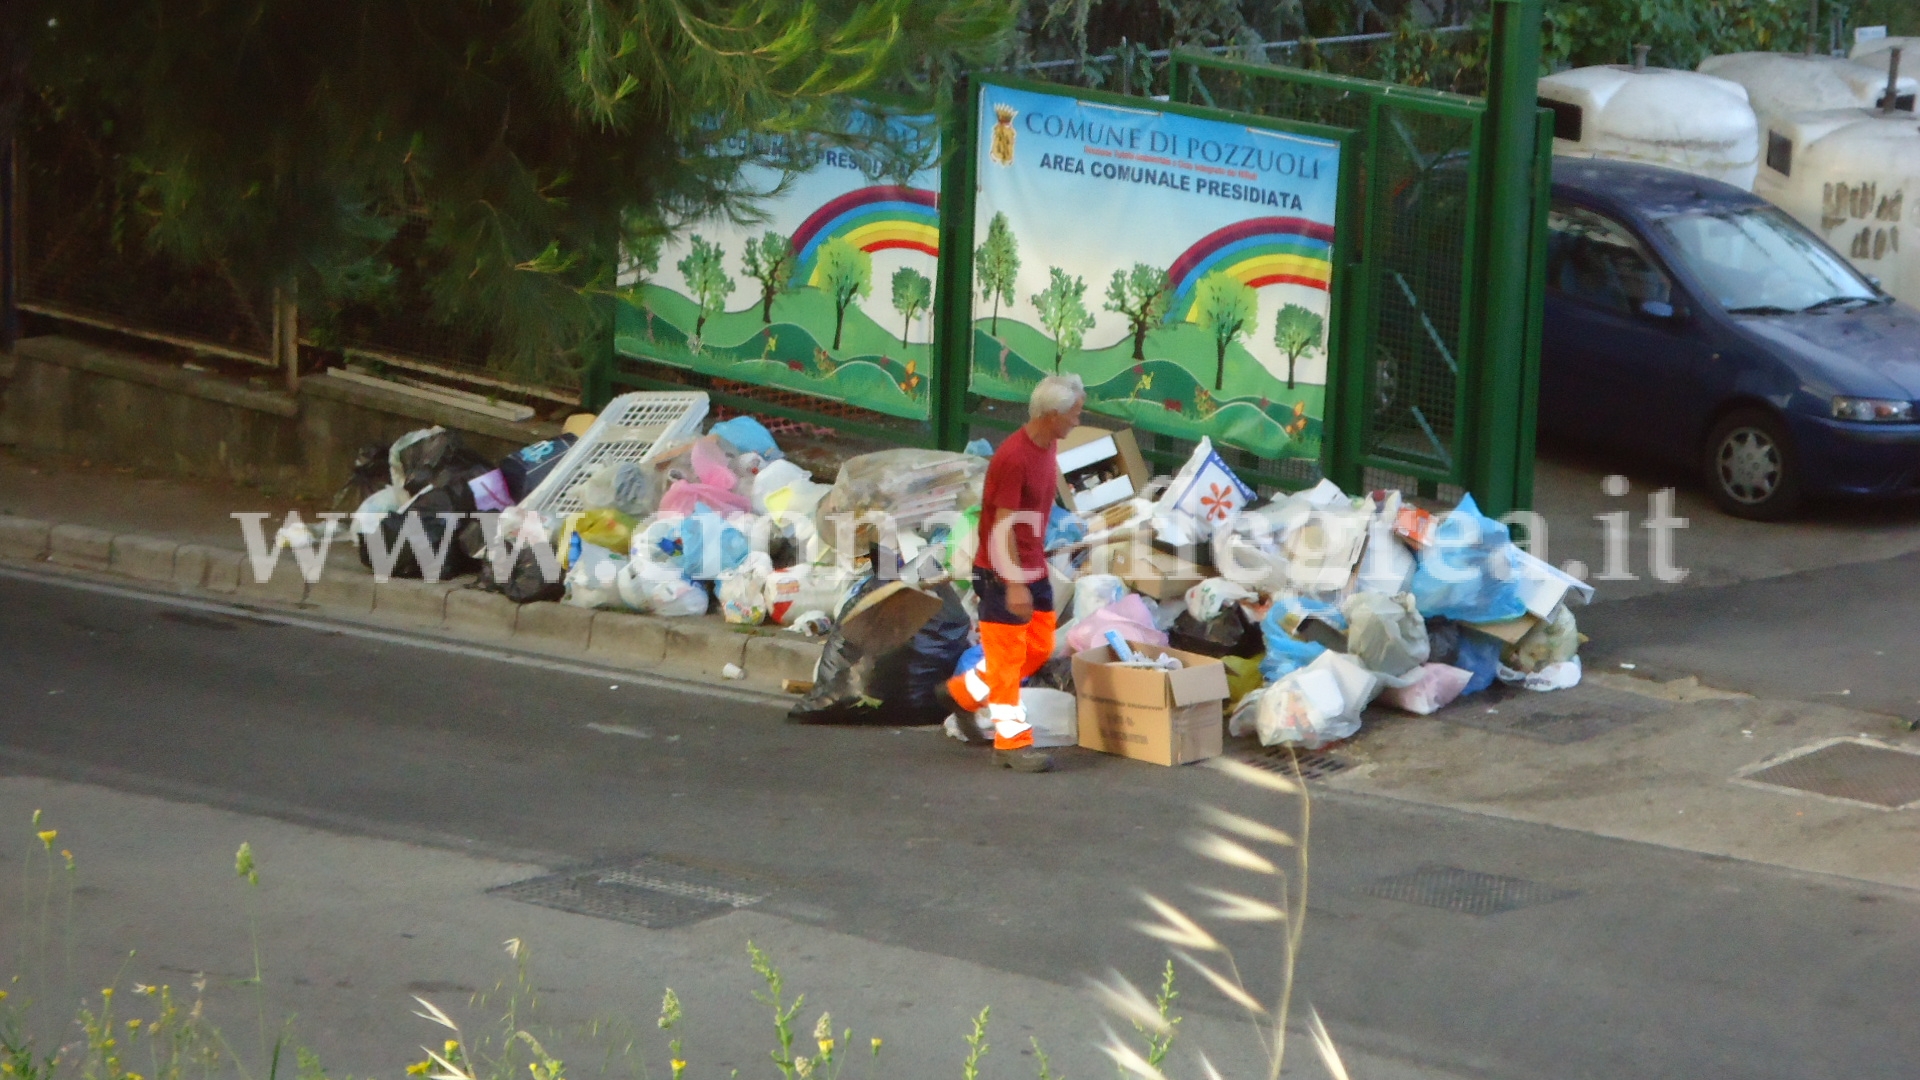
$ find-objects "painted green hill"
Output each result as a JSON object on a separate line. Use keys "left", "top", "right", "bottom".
{"left": 636, "top": 283, "right": 927, "bottom": 364}
{"left": 972, "top": 316, "right": 1313, "bottom": 405}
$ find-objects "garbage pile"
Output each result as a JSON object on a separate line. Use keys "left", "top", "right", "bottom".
{"left": 339, "top": 394, "right": 1594, "bottom": 759}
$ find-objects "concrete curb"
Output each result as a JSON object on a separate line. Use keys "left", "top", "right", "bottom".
{"left": 0, "top": 512, "right": 823, "bottom": 697}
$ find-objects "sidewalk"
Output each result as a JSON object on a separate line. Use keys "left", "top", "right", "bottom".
{"left": 0, "top": 447, "right": 823, "bottom": 693}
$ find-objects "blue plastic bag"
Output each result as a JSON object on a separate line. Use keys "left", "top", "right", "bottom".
{"left": 1274, "top": 591, "right": 1347, "bottom": 632}
{"left": 1453, "top": 628, "right": 1503, "bottom": 695}
{"left": 1408, "top": 494, "right": 1527, "bottom": 623}
{"left": 1259, "top": 605, "right": 1329, "bottom": 682}
{"left": 1045, "top": 505, "right": 1086, "bottom": 552}
{"left": 964, "top": 438, "right": 995, "bottom": 457}
{"left": 678, "top": 512, "right": 750, "bottom": 579}
{"left": 953, "top": 643, "right": 984, "bottom": 679}
{"left": 709, "top": 416, "right": 782, "bottom": 459}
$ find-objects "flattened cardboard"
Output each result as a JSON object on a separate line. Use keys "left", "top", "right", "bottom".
{"left": 1072, "top": 642, "right": 1230, "bottom": 766}
{"left": 1462, "top": 613, "right": 1539, "bottom": 645}
{"left": 1103, "top": 527, "right": 1211, "bottom": 600}
{"left": 1056, "top": 426, "right": 1150, "bottom": 514}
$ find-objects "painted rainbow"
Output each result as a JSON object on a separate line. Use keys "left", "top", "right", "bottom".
{"left": 790, "top": 185, "right": 941, "bottom": 287}
{"left": 1167, "top": 217, "right": 1336, "bottom": 321}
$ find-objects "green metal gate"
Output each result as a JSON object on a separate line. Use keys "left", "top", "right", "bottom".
{"left": 1169, "top": 50, "right": 1552, "bottom": 513}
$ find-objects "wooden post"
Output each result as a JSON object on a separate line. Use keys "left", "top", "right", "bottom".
{"left": 273, "top": 283, "right": 300, "bottom": 392}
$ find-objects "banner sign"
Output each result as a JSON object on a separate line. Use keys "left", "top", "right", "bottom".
{"left": 618, "top": 118, "right": 941, "bottom": 420}
{"left": 968, "top": 82, "right": 1343, "bottom": 458}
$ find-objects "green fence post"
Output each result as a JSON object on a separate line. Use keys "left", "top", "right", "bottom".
{"left": 931, "top": 75, "right": 978, "bottom": 452}
{"left": 1471, "top": 0, "right": 1544, "bottom": 515}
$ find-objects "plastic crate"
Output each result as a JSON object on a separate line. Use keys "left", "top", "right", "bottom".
{"left": 519, "top": 391, "right": 709, "bottom": 517}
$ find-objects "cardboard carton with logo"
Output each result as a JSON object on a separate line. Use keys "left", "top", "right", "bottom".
{"left": 1055, "top": 425, "right": 1150, "bottom": 515}
{"left": 1072, "top": 641, "right": 1230, "bottom": 766}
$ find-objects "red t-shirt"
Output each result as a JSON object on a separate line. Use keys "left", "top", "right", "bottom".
{"left": 976, "top": 427, "right": 1056, "bottom": 578}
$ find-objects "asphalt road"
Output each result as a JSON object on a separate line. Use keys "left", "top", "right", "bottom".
{"left": 3, "top": 571, "right": 1918, "bottom": 1080}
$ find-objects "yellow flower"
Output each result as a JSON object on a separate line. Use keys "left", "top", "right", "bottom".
{"left": 871, "top": 1037, "right": 883, "bottom": 1053}
{"left": 101, "top": 988, "right": 113, "bottom": 999}
{"left": 127, "top": 1018, "right": 141, "bottom": 1029}
{"left": 669, "top": 1059, "right": 687, "bottom": 1077}
{"left": 407, "top": 1062, "right": 431, "bottom": 1076}
{"left": 445, "top": 1039, "right": 460, "bottom": 1055}
{"left": 36, "top": 830, "right": 56, "bottom": 849}
{"left": 817, "top": 1038, "right": 834, "bottom": 1055}
{"left": 0, "top": 989, "right": 9, "bottom": 1000}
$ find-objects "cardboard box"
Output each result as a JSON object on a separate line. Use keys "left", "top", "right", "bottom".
{"left": 1056, "top": 426, "right": 1150, "bottom": 514}
{"left": 1073, "top": 642, "right": 1230, "bottom": 766}
{"left": 1101, "top": 528, "right": 1210, "bottom": 600}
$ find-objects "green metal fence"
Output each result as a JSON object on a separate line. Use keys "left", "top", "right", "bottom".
{"left": 1169, "top": 50, "right": 1553, "bottom": 512}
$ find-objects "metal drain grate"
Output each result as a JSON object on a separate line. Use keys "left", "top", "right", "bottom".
{"left": 1741, "top": 739, "right": 1920, "bottom": 809}
{"left": 1361, "top": 865, "right": 1577, "bottom": 916}
{"left": 1233, "top": 747, "right": 1351, "bottom": 781}
{"left": 490, "top": 855, "right": 768, "bottom": 929}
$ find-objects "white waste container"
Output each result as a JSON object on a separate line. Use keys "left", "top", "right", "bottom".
{"left": 1699, "top": 52, "right": 1917, "bottom": 137}
{"left": 1538, "top": 65, "right": 1760, "bottom": 189}
{"left": 1753, "top": 107, "right": 1920, "bottom": 307}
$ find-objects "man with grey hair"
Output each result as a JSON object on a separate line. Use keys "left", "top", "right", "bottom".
{"left": 942, "top": 374, "right": 1084, "bottom": 771}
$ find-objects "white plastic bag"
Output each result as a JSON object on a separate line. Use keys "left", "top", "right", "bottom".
{"left": 1022, "top": 687, "right": 1078, "bottom": 748}
{"left": 1071, "top": 573, "right": 1128, "bottom": 620}
{"left": 564, "top": 542, "right": 630, "bottom": 610}
{"left": 1355, "top": 493, "right": 1417, "bottom": 596}
{"left": 1185, "top": 577, "right": 1257, "bottom": 623}
{"left": 764, "top": 564, "right": 860, "bottom": 625}
{"left": 1256, "top": 651, "right": 1381, "bottom": 748}
{"left": 617, "top": 559, "right": 708, "bottom": 616}
{"left": 718, "top": 552, "right": 774, "bottom": 625}
{"left": 1498, "top": 655, "right": 1582, "bottom": 692}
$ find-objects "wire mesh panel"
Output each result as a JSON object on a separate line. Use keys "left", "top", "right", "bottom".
{"left": 1365, "top": 98, "right": 1479, "bottom": 476}
{"left": 1173, "top": 55, "right": 1485, "bottom": 489}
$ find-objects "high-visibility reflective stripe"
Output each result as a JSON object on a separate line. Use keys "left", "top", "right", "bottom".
{"left": 994, "top": 718, "right": 1032, "bottom": 740}
{"left": 987, "top": 703, "right": 1030, "bottom": 740}
{"left": 963, "top": 668, "right": 990, "bottom": 705}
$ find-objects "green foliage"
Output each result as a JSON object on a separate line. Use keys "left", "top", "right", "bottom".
{"left": 816, "top": 238, "right": 874, "bottom": 351}
{"left": 20, "top": 0, "right": 1012, "bottom": 381}
{"left": 960, "top": 1007, "right": 990, "bottom": 1080}
{"left": 676, "top": 235, "right": 735, "bottom": 339}
{"left": 1273, "top": 302, "right": 1324, "bottom": 389}
{"left": 743, "top": 232, "right": 796, "bottom": 325}
{"left": 974, "top": 212, "right": 1022, "bottom": 336}
{"left": 1031, "top": 268, "right": 1096, "bottom": 371}
{"left": 890, "top": 266, "right": 933, "bottom": 344}
{"left": 1192, "top": 271, "right": 1257, "bottom": 391}
{"left": 1102, "top": 263, "right": 1172, "bottom": 361}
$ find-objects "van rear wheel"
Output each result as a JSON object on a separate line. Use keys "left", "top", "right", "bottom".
{"left": 1703, "top": 408, "right": 1802, "bottom": 521}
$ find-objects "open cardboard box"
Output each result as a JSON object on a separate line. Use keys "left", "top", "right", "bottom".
{"left": 1056, "top": 425, "right": 1150, "bottom": 515}
{"left": 1092, "top": 525, "right": 1211, "bottom": 600}
{"left": 1072, "top": 642, "right": 1230, "bottom": 766}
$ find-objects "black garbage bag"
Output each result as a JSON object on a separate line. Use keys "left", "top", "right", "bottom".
{"left": 333, "top": 442, "right": 392, "bottom": 508}
{"left": 787, "top": 576, "right": 955, "bottom": 727}
{"left": 900, "top": 582, "right": 972, "bottom": 717}
{"left": 477, "top": 543, "right": 566, "bottom": 603}
{"left": 1169, "top": 605, "right": 1264, "bottom": 658}
{"left": 359, "top": 488, "right": 478, "bottom": 580}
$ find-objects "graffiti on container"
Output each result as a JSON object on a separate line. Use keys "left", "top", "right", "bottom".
{"left": 1824, "top": 180, "right": 1904, "bottom": 261}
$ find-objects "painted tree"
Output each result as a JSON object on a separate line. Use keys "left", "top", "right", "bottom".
{"left": 676, "top": 235, "right": 734, "bottom": 339}
{"left": 973, "top": 211, "right": 1021, "bottom": 336}
{"left": 1030, "top": 267, "right": 1095, "bottom": 372}
{"left": 741, "top": 232, "right": 795, "bottom": 324}
{"left": 1193, "top": 271, "right": 1258, "bottom": 391}
{"left": 816, "top": 238, "right": 873, "bottom": 351}
{"left": 1102, "top": 263, "right": 1172, "bottom": 361}
{"left": 890, "top": 266, "right": 932, "bottom": 345}
{"left": 1273, "top": 302, "right": 1326, "bottom": 390}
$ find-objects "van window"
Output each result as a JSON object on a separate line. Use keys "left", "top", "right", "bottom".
{"left": 1545, "top": 203, "right": 1672, "bottom": 316}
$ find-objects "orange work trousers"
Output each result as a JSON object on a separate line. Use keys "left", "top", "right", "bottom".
{"left": 947, "top": 576, "right": 1057, "bottom": 749}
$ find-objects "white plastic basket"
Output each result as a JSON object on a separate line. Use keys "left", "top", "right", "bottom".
{"left": 518, "top": 391, "right": 709, "bottom": 517}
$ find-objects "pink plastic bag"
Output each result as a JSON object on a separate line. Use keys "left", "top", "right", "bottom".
{"left": 1377, "top": 663, "right": 1472, "bottom": 715}
{"left": 659, "top": 480, "right": 752, "bottom": 516}
{"left": 1065, "top": 593, "right": 1168, "bottom": 654}
{"left": 468, "top": 469, "right": 514, "bottom": 511}
{"left": 690, "top": 436, "right": 741, "bottom": 490}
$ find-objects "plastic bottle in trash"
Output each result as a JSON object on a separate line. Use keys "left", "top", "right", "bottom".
{"left": 1105, "top": 630, "right": 1138, "bottom": 663}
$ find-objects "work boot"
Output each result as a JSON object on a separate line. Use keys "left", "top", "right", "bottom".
{"left": 935, "top": 684, "right": 991, "bottom": 745}
{"left": 993, "top": 747, "right": 1055, "bottom": 773}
